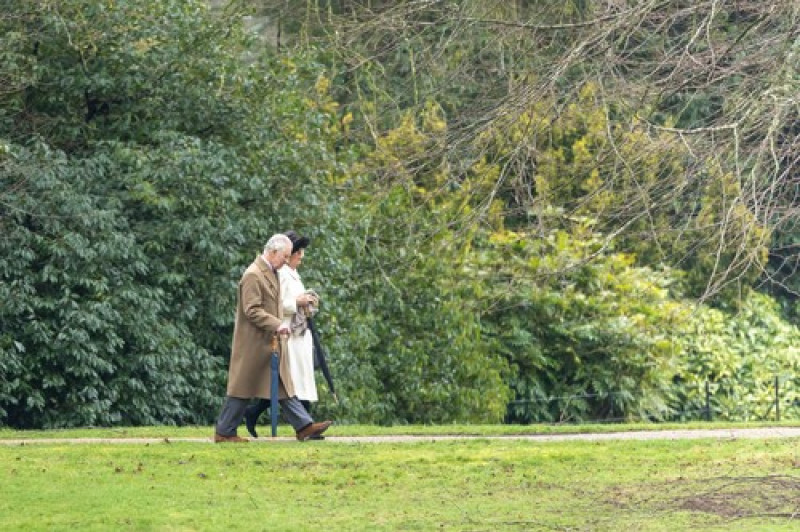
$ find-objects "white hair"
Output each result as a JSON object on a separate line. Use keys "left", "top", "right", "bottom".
{"left": 264, "top": 234, "right": 291, "bottom": 254}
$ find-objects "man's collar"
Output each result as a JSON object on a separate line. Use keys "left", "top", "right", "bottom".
{"left": 256, "top": 254, "right": 275, "bottom": 273}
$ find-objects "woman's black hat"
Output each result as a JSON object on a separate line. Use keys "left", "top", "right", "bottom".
{"left": 283, "top": 230, "right": 310, "bottom": 254}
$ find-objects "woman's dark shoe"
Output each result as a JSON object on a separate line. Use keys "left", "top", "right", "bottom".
{"left": 244, "top": 399, "right": 270, "bottom": 438}
{"left": 244, "top": 408, "right": 259, "bottom": 438}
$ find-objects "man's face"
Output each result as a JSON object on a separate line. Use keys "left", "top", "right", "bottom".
{"left": 267, "top": 242, "right": 291, "bottom": 270}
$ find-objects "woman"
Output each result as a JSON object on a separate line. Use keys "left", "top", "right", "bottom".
{"left": 278, "top": 230, "right": 319, "bottom": 406}
{"left": 243, "top": 230, "right": 320, "bottom": 438}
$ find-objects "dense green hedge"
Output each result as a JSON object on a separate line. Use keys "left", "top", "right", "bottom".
{"left": 0, "top": 1, "right": 350, "bottom": 427}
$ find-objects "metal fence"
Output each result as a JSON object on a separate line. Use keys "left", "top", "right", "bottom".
{"left": 505, "top": 375, "right": 800, "bottom": 424}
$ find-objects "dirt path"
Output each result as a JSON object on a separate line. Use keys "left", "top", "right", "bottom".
{"left": 3, "top": 427, "right": 800, "bottom": 445}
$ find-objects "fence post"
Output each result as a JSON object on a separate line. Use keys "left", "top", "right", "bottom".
{"left": 775, "top": 376, "right": 780, "bottom": 422}
{"left": 705, "top": 380, "right": 712, "bottom": 422}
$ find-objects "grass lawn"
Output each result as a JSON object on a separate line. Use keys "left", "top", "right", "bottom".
{"left": 3, "top": 420, "right": 800, "bottom": 440}
{"left": 2, "top": 426, "right": 800, "bottom": 530}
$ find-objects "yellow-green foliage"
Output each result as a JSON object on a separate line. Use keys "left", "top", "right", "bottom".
{"left": 339, "top": 105, "right": 512, "bottom": 424}
{"left": 347, "top": 100, "right": 791, "bottom": 424}
{"left": 672, "top": 291, "right": 800, "bottom": 421}
{"left": 475, "top": 222, "right": 688, "bottom": 422}
{"left": 475, "top": 82, "right": 769, "bottom": 302}
{"left": 685, "top": 165, "right": 771, "bottom": 299}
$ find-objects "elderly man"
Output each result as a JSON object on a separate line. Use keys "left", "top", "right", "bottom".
{"left": 214, "top": 233, "right": 332, "bottom": 442}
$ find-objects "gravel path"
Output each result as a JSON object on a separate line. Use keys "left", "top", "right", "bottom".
{"left": 3, "top": 427, "right": 800, "bottom": 445}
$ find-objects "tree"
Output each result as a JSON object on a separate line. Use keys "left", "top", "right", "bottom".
{"left": 0, "top": 0, "right": 350, "bottom": 427}
{"left": 257, "top": 0, "right": 799, "bottom": 304}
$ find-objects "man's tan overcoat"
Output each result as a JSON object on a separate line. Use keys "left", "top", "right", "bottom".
{"left": 225, "top": 256, "right": 295, "bottom": 399}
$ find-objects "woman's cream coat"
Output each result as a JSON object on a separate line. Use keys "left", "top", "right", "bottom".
{"left": 279, "top": 265, "right": 318, "bottom": 402}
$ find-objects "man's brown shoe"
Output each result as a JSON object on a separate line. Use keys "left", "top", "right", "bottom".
{"left": 295, "top": 420, "right": 332, "bottom": 442}
{"left": 214, "top": 433, "right": 249, "bottom": 443}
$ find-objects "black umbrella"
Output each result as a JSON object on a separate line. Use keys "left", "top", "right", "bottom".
{"left": 307, "top": 317, "right": 338, "bottom": 403}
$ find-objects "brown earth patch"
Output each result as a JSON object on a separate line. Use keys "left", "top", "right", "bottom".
{"left": 607, "top": 475, "right": 800, "bottom": 521}
{"left": 673, "top": 475, "right": 800, "bottom": 519}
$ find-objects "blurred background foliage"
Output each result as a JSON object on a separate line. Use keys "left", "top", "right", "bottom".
{"left": 1, "top": 0, "right": 799, "bottom": 428}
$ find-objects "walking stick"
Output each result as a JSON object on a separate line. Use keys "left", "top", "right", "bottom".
{"left": 270, "top": 333, "right": 279, "bottom": 438}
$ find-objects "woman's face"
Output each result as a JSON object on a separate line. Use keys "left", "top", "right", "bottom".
{"left": 288, "top": 248, "right": 305, "bottom": 270}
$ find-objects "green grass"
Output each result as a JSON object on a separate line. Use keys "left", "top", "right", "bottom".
{"left": 2, "top": 427, "right": 800, "bottom": 530}
{"left": 3, "top": 420, "right": 800, "bottom": 440}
